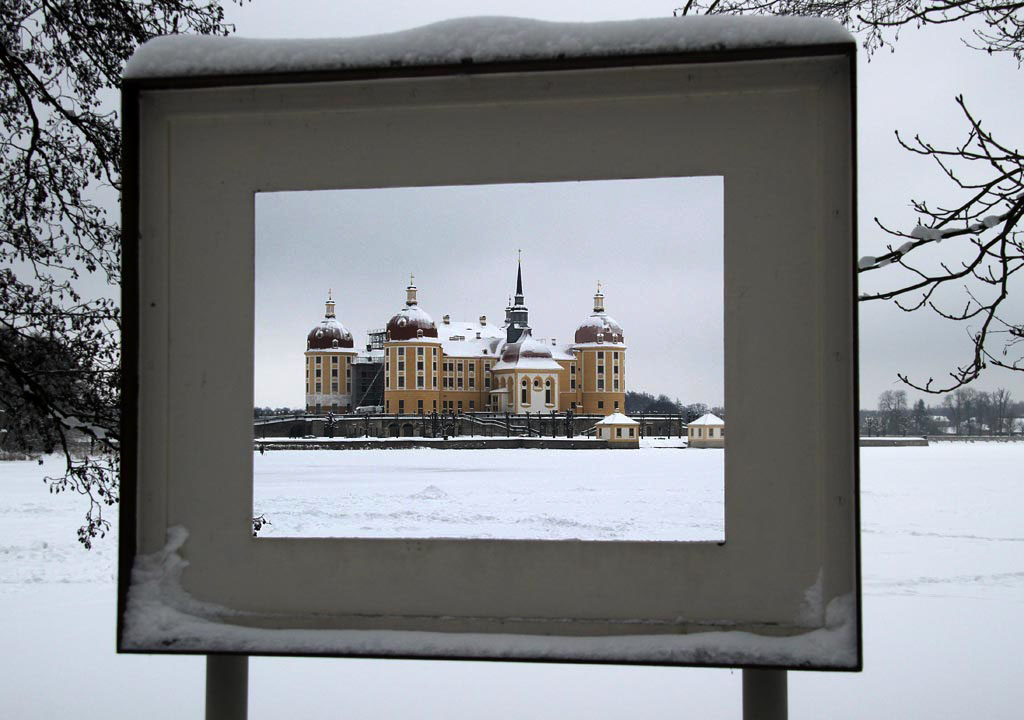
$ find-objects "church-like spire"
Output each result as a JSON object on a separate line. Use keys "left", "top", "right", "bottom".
{"left": 507, "top": 252, "right": 530, "bottom": 343}
{"left": 325, "top": 289, "right": 336, "bottom": 318}
{"left": 514, "top": 250, "right": 525, "bottom": 306}
{"left": 593, "top": 281, "right": 605, "bottom": 313}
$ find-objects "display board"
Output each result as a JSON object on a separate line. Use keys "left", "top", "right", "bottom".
{"left": 119, "top": 17, "right": 860, "bottom": 669}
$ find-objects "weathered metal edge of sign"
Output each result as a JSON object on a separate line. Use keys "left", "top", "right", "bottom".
{"left": 118, "top": 42, "right": 860, "bottom": 670}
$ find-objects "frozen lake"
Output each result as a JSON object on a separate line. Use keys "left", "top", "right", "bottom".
{"left": 2, "top": 443, "right": 1023, "bottom": 718}
{"left": 253, "top": 445, "right": 724, "bottom": 540}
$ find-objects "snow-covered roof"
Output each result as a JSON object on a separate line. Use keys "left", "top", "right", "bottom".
{"left": 492, "top": 332, "right": 563, "bottom": 372}
{"left": 440, "top": 319, "right": 504, "bottom": 341}
{"left": 533, "top": 338, "right": 576, "bottom": 361}
{"left": 124, "top": 16, "right": 853, "bottom": 80}
{"left": 689, "top": 413, "right": 724, "bottom": 426}
{"left": 596, "top": 412, "right": 638, "bottom": 426}
{"left": 440, "top": 336, "right": 503, "bottom": 358}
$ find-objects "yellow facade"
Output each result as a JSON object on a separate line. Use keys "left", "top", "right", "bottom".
{"left": 575, "top": 345, "right": 626, "bottom": 414}
{"left": 304, "top": 349, "right": 357, "bottom": 413}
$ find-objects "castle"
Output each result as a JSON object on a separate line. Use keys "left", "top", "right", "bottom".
{"left": 304, "top": 260, "right": 627, "bottom": 416}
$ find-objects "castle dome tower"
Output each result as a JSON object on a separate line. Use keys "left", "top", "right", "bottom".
{"left": 385, "top": 275, "right": 439, "bottom": 341}
{"left": 382, "top": 275, "right": 442, "bottom": 416}
{"left": 574, "top": 282, "right": 625, "bottom": 344}
{"left": 572, "top": 283, "right": 627, "bottom": 415}
{"left": 304, "top": 291, "right": 358, "bottom": 414}
{"left": 306, "top": 291, "right": 355, "bottom": 350}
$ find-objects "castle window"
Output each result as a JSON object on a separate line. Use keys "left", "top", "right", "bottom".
{"left": 346, "top": 367, "right": 351, "bottom": 377}
{"left": 418, "top": 399, "right": 423, "bottom": 412}
{"left": 346, "top": 381, "right": 351, "bottom": 393}
{"left": 432, "top": 347, "right": 437, "bottom": 355}
{"left": 628, "top": 428, "right": 635, "bottom": 437}
{"left": 416, "top": 376, "right": 424, "bottom": 389}
{"left": 432, "top": 376, "right": 437, "bottom": 388}
{"left": 521, "top": 379, "right": 528, "bottom": 405}
{"left": 457, "top": 362, "right": 463, "bottom": 371}
{"left": 457, "top": 377, "right": 463, "bottom": 388}
{"left": 433, "top": 400, "right": 437, "bottom": 411}
{"left": 399, "top": 400, "right": 404, "bottom": 413}
{"left": 331, "top": 356, "right": 338, "bottom": 364}
{"left": 597, "top": 380, "right": 604, "bottom": 390}
{"left": 417, "top": 347, "right": 424, "bottom": 355}
{"left": 597, "top": 401, "right": 604, "bottom": 409}
{"left": 485, "top": 376, "right": 491, "bottom": 389}
{"left": 468, "top": 377, "right": 475, "bottom": 388}
{"left": 570, "top": 365, "right": 575, "bottom": 374}
{"left": 331, "top": 368, "right": 338, "bottom": 377}
{"left": 315, "top": 356, "right": 321, "bottom": 364}
{"left": 533, "top": 379, "right": 540, "bottom": 389}
{"left": 570, "top": 378, "right": 576, "bottom": 390}
{"left": 469, "top": 400, "right": 475, "bottom": 410}
{"left": 613, "top": 380, "right": 619, "bottom": 390}
{"left": 457, "top": 401, "right": 463, "bottom": 412}
{"left": 398, "top": 347, "right": 405, "bottom": 356}
{"left": 398, "top": 376, "right": 405, "bottom": 388}
{"left": 545, "top": 380, "right": 552, "bottom": 405}
{"left": 597, "top": 351, "right": 604, "bottom": 360}
{"left": 597, "top": 365, "right": 604, "bottom": 374}
{"left": 331, "top": 382, "right": 338, "bottom": 392}
{"left": 315, "top": 382, "right": 321, "bottom": 393}
{"left": 613, "top": 352, "right": 619, "bottom": 360}
{"left": 616, "top": 428, "right": 622, "bottom": 438}
{"left": 613, "top": 365, "right": 619, "bottom": 374}
{"left": 315, "top": 368, "right": 321, "bottom": 378}
{"left": 417, "top": 361, "right": 424, "bottom": 370}
{"left": 614, "top": 400, "right": 620, "bottom": 409}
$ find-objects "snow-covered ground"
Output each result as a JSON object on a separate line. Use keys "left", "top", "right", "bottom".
{"left": 2, "top": 443, "right": 1023, "bottom": 718}
{"left": 253, "top": 446, "right": 718, "bottom": 540}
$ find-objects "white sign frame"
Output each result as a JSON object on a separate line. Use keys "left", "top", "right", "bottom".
{"left": 119, "top": 43, "right": 860, "bottom": 670}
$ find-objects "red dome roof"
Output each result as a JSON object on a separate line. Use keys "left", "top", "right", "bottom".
{"left": 307, "top": 318, "right": 354, "bottom": 350}
{"left": 574, "top": 312, "right": 624, "bottom": 344}
{"left": 387, "top": 305, "right": 438, "bottom": 341}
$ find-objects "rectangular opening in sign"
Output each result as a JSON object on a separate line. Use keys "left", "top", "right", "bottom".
{"left": 253, "top": 178, "right": 724, "bottom": 541}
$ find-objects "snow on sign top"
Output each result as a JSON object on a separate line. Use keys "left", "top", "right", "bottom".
{"left": 123, "top": 16, "right": 852, "bottom": 79}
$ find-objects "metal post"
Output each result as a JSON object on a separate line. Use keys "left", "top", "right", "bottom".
{"left": 742, "top": 669, "right": 787, "bottom": 720}
{"left": 206, "top": 654, "right": 248, "bottom": 720}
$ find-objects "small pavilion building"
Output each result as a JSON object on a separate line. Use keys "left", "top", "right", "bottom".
{"left": 688, "top": 413, "right": 725, "bottom": 448}
{"left": 595, "top": 412, "right": 640, "bottom": 448}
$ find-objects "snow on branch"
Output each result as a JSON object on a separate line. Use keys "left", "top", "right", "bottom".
{"left": 855, "top": 96, "right": 1023, "bottom": 392}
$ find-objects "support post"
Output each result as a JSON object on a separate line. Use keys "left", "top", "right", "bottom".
{"left": 743, "top": 669, "right": 787, "bottom": 720}
{"left": 206, "top": 654, "right": 248, "bottom": 720}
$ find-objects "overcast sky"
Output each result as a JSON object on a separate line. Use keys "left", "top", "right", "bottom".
{"left": 230, "top": 2, "right": 1024, "bottom": 410}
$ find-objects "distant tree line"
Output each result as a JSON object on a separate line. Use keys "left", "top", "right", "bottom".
{"left": 254, "top": 406, "right": 303, "bottom": 418}
{"left": 861, "top": 388, "right": 1023, "bottom": 437}
{"left": 625, "top": 391, "right": 724, "bottom": 423}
